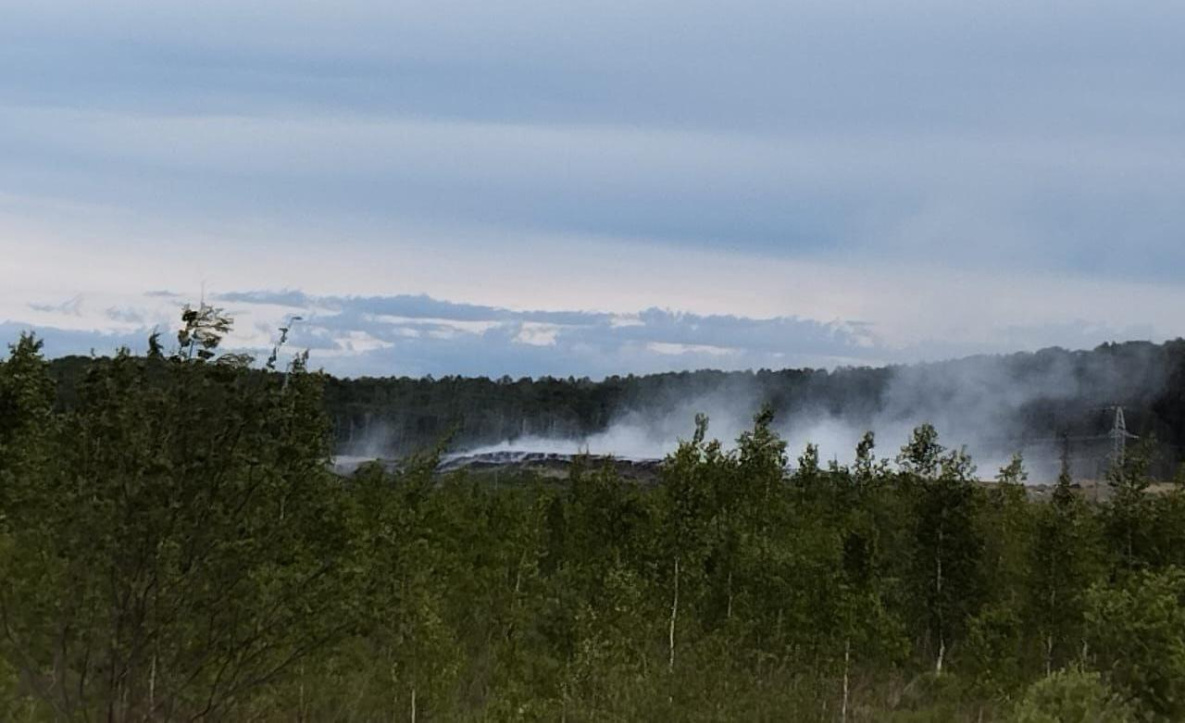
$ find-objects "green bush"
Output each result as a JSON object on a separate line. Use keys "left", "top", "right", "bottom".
{"left": 1087, "top": 569, "right": 1185, "bottom": 718}
{"left": 1010, "top": 669, "right": 1136, "bottom": 723}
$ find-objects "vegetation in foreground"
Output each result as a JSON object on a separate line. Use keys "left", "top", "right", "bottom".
{"left": 4, "top": 308, "right": 1185, "bottom": 721}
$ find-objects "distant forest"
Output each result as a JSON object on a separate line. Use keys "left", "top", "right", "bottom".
{"left": 46, "top": 339, "right": 1185, "bottom": 476}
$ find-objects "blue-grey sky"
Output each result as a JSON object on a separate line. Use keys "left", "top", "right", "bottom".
{"left": 2, "top": 1, "right": 1184, "bottom": 377}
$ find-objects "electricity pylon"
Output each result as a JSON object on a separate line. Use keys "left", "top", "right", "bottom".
{"left": 1108, "top": 406, "right": 1138, "bottom": 468}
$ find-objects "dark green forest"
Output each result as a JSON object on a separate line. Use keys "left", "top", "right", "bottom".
{"left": 44, "top": 336, "right": 1185, "bottom": 476}
{"left": 319, "top": 341, "right": 1184, "bottom": 475}
{"left": 5, "top": 309, "right": 1185, "bottom": 720}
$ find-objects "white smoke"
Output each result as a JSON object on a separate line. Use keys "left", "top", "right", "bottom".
{"left": 339, "top": 344, "right": 1172, "bottom": 484}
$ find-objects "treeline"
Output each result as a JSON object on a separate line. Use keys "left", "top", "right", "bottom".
{"left": 4, "top": 315, "right": 1185, "bottom": 720}
{"left": 45, "top": 338, "right": 1185, "bottom": 471}
{"left": 317, "top": 341, "right": 1183, "bottom": 466}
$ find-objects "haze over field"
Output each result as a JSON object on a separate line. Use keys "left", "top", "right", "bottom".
{"left": 4, "top": 1, "right": 1185, "bottom": 378}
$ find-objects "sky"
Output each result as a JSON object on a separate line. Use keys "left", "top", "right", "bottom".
{"left": 2, "top": 0, "right": 1184, "bottom": 378}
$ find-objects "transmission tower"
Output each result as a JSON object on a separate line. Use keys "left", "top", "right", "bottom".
{"left": 1108, "top": 406, "right": 1137, "bottom": 468}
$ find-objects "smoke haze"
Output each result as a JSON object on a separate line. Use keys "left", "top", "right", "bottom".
{"left": 339, "top": 342, "right": 1178, "bottom": 483}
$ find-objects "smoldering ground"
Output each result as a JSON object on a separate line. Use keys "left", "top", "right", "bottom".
{"left": 340, "top": 342, "right": 1175, "bottom": 483}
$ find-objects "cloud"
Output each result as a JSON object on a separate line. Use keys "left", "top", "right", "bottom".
{"left": 218, "top": 291, "right": 882, "bottom": 377}
{"left": 2, "top": 1, "right": 1185, "bottom": 367}
{"left": 0, "top": 287, "right": 878, "bottom": 376}
{"left": 5, "top": 103, "right": 1183, "bottom": 285}
{"left": 0, "top": 322, "right": 152, "bottom": 358}
{"left": 1, "top": 2, "right": 1184, "bottom": 279}
{"left": 28, "top": 295, "right": 84, "bottom": 316}
{"left": 2, "top": 288, "right": 1176, "bottom": 381}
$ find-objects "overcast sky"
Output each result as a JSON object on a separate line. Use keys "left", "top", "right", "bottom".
{"left": 2, "top": 1, "right": 1183, "bottom": 377}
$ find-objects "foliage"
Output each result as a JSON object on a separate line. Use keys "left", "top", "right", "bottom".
{"left": 0, "top": 309, "right": 355, "bottom": 720}
{"left": 1086, "top": 569, "right": 1185, "bottom": 719}
{"left": 4, "top": 322, "right": 1185, "bottom": 719}
{"left": 1009, "top": 669, "right": 1136, "bottom": 723}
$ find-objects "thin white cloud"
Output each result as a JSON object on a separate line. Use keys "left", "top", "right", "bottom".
{"left": 514, "top": 323, "right": 561, "bottom": 347}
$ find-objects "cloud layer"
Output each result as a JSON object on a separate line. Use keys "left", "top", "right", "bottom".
{"left": 0, "top": 288, "right": 1174, "bottom": 380}
{"left": 2, "top": 1, "right": 1184, "bottom": 373}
